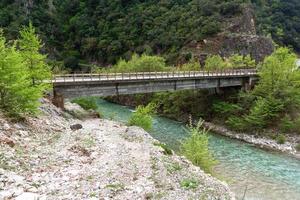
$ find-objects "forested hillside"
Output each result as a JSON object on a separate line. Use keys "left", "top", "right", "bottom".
{"left": 0, "top": 0, "right": 299, "bottom": 68}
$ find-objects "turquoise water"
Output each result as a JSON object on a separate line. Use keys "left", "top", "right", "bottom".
{"left": 97, "top": 99, "right": 300, "bottom": 200}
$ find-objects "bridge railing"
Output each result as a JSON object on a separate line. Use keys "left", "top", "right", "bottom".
{"left": 52, "top": 69, "right": 257, "bottom": 83}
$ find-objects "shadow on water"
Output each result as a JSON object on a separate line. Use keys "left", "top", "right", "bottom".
{"left": 97, "top": 99, "right": 300, "bottom": 200}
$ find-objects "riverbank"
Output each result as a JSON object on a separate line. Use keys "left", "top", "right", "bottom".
{"left": 105, "top": 95, "right": 300, "bottom": 158}
{"left": 0, "top": 99, "right": 234, "bottom": 200}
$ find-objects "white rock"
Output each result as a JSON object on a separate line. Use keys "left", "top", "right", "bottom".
{"left": 0, "top": 190, "right": 13, "bottom": 199}
{"left": 15, "top": 192, "right": 40, "bottom": 200}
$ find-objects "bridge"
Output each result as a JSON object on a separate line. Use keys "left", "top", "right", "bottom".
{"left": 52, "top": 69, "right": 258, "bottom": 108}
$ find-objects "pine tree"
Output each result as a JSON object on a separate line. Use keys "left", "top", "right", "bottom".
{"left": 19, "top": 23, "right": 51, "bottom": 86}
{"left": 0, "top": 25, "right": 51, "bottom": 118}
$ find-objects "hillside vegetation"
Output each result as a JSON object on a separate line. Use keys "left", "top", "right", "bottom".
{"left": 1, "top": 0, "right": 299, "bottom": 68}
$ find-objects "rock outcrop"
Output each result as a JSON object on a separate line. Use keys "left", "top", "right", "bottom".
{"left": 181, "top": 5, "right": 274, "bottom": 63}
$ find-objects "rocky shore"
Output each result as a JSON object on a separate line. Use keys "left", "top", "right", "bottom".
{"left": 0, "top": 99, "right": 234, "bottom": 200}
{"left": 203, "top": 122, "right": 300, "bottom": 158}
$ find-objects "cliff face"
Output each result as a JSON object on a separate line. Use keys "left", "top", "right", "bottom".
{"left": 182, "top": 5, "right": 274, "bottom": 63}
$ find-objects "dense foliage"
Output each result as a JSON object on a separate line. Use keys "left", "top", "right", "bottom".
{"left": 0, "top": 0, "right": 248, "bottom": 67}
{"left": 0, "top": 26, "right": 51, "bottom": 118}
{"left": 214, "top": 48, "right": 300, "bottom": 134}
{"left": 253, "top": 0, "right": 300, "bottom": 52}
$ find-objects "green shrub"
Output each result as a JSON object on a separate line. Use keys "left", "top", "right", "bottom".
{"left": 279, "top": 115, "right": 294, "bottom": 133}
{"left": 71, "top": 97, "right": 97, "bottom": 110}
{"left": 244, "top": 96, "right": 284, "bottom": 129}
{"left": 153, "top": 142, "right": 173, "bottom": 155}
{"left": 181, "top": 119, "right": 217, "bottom": 174}
{"left": 212, "top": 101, "right": 242, "bottom": 118}
{"left": 128, "top": 103, "right": 157, "bottom": 131}
{"left": 177, "top": 59, "right": 201, "bottom": 71}
{"left": 112, "top": 54, "right": 167, "bottom": 72}
{"left": 276, "top": 134, "right": 286, "bottom": 144}
{"left": 227, "top": 54, "right": 256, "bottom": 68}
{"left": 204, "top": 55, "right": 228, "bottom": 70}
{"left": 226, "top": 116, "right": 247, "bottom": 131}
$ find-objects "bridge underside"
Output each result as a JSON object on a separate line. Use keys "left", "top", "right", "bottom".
{"left": 53, "top": 76, "right": 254, "bottom": 104}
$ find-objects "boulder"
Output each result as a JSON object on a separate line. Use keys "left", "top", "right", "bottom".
{"left": 15, "top": 193, "right": 40, "bottom": 200}
{"left": 70, "top": 124, "right": 83, "bottom": 131}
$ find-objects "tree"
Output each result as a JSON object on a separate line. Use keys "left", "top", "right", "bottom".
{"left": 19, "top": 23, "right": 51, "bottom": 86}
{"left": 0, "top": 30, "right": 47, "bottom": 117}
{"left": 254, "top": 47, "right": 300, "bottom": 108}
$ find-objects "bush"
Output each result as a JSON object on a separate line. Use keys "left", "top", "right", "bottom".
{"left": 276, "top": 134, "right": 286, "bottom": 144}
{"left": 113, "top": 54, "right": 167, "bottom": 72}
{"left": 181, "top": 119, "right": 217, "bottom": 174}
{"left": 204, "top": 55, "right": 228, "bottom": 70}
{"left": 212, "top": 101, "right": 242, "bottom": 118}
{"left": 244, "top": 96, "right": 284, "bottom": 129}
{"left": 226, "top": 116, "right": 247, "bottom": 131}
{"left": 279, "top": 115, "right": 294, "bottom": 133}
{"left": 128, "top": 103, "right": 157, "bottom": 131}
{"left": 227, "top": 54, "right": 256, "bottom": 68}
{"left": 177, "top": 59, "right": 201, "bottom": 71}
{"left": 71, "top": 97, "right": 97, "bottom": 110}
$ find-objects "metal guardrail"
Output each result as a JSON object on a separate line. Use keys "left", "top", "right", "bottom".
{"left": 51, "top": 69, "right": 258, "bottom": 83}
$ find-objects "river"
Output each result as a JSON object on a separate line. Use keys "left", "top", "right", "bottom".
{"left": 96, "top": 99, "right": 300, "bottom": 200}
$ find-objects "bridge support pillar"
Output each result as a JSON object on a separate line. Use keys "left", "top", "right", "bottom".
{"left": 52, "top": 91, "right": 65, "bottom": 110}
{"left": 242, "top": 78, "right": 251, "bottom": 92}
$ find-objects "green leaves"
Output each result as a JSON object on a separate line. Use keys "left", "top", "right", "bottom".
{"left": 181, "top": 120, "right": 217, "bottom": 174}
{"left": 0, "top": 25, "right": 51, "bottom": 118}
{"left": 128, "top": 103, "right": 157, "bottom": 131}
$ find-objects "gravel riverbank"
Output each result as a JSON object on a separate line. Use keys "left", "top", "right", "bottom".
{"left": 203, "top": 122, "right": 300, "bottom": 158}
{"left": 0, "top": 99, "right": 234, "bottom": 200}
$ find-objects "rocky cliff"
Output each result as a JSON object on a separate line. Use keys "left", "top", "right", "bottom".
{"left": 181, "top": 5, "right": 274, "bottom": 63}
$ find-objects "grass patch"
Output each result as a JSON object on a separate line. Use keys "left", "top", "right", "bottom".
{"left": 82, "top": 135, "right": 96, "bottom": 148}
{"left": 180, "top": 179, "right": 199, "bottom": 190}
{"left": 71, "top": 97, "right": 97, "bottom": 110}
{"left": 166, "top": 162, "right": 182, "bottom": 173}
{"left": 105, "top": 183, "right": 125, "bottom": 191}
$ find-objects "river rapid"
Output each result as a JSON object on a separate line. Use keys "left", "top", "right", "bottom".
{"left": 96, "top": 99, "right": 300, "bottom": 200}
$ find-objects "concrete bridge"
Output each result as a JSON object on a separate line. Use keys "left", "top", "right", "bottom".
{"left": 52, "top": 69, "right": 258, "bottom": 108}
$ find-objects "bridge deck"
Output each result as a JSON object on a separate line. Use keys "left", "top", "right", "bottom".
{"left": 52, "top": 69, "right": 257, "bottom": 84}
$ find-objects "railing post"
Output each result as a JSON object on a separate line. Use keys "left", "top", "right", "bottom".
{"left": 122, "top": 72, "right": 124, "bottom": 80}
{"left": 73, "top": 73, "right": 75, "bottom": 82}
